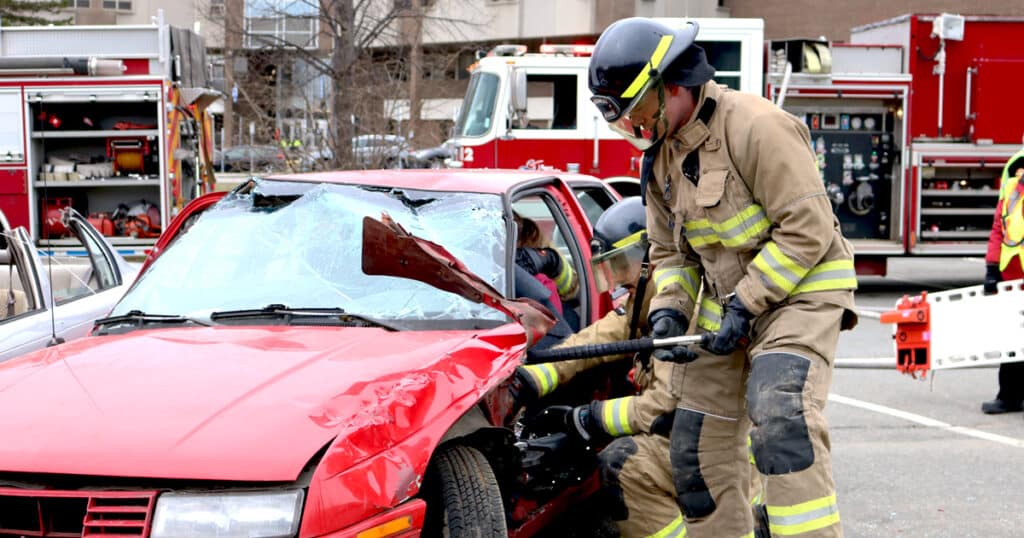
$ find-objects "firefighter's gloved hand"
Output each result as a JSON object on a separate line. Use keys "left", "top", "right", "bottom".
{"left": 515, "top": 247, "right": 562, "bottom": 278}
{"left": 703, "top": 295, "right": 755, "bottom": 356}
{"left": 649, "top": 308, "right": 698, "bottom": 363}
{"left": 509, "top": 367, "right": 541, "bottom": 409}
{"left": 984, "top": 264, "right": 1002, "bottom": 295}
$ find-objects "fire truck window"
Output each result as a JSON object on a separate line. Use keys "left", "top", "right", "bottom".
{"left": 0, "top": 92, "right": 24, "bottom": 162}
{"left": 455, "top": 72, "right": 499, "bottom": 138}
{"left": 523, "top": 74, "right": 578, "bottom": 130}
{"left": 700, "top": 41, "right": 741, "bottom": 72}
{"left": 713, "top": 75, "right": 741, "bottom": 90}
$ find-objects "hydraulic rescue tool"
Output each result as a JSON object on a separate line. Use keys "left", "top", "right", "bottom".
{"left": 881, "top": 278, "right": 1024, "bottom": 378}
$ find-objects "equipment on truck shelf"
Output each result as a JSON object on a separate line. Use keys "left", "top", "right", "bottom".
{"left": 880, "top": 279, "right": 1024, "bottom": 378}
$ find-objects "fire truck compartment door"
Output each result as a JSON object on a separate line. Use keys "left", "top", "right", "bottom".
{"left": 970, "top": 60, "right": 1024, "bottom": 144}
{"left": 24, "top": 86, "right": 162, "bottom": 103}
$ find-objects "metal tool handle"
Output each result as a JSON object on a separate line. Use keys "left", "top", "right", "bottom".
{"left": 526, "top": 334, "right": 709, "bottom": 364}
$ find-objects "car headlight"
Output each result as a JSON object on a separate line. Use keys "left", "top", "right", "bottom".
{"left": 151, "top": 490, "right": 304, "bottom": 537}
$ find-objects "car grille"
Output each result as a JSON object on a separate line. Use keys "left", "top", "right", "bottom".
{"left": 0, "top": 489, "right": 157, "bottom": 537}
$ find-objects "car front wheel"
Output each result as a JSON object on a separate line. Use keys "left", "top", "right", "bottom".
{"left": 422, "top": 444, "right": 507, "bottom": 537}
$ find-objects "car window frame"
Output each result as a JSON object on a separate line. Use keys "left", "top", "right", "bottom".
{"left": 509, "top": 184, "right": 592, "bottom": 327}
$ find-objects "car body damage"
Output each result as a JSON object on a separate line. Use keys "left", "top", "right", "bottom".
{"left": 0, "top": 170, "right": 623, "bottom": 536}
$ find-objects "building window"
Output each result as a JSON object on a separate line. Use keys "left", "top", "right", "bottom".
{"left": 245, "top": 0, "right": 320, "bottom": 49}
{"left": 74, "top": 0, "right": 90, "bottom": 8}
{"left": 245, "top": 16, "right": 319, "bottom": 49}
{"left": 102, "top": 0, "right": 131, "bottom": 10}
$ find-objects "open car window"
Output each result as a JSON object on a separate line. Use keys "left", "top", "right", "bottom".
{"left": 0, "top": 227, "right": 42, "bottom": 321}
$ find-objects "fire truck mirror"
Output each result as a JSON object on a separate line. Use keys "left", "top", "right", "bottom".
{"left": 510, "top": 68, "right": 529, "bottom": 127}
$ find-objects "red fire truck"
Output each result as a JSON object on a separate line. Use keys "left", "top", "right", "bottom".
{"left": 447, "top": 17, "right": 765, "bottom": 196}
{"left": 0, "top": 14, "right": 219, "bottom": 257}
{"left": 450, "top": 14, "right": 1024, "bottom": 275}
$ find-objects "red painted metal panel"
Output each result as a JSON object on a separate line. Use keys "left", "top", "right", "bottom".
{"left": 0, "top": 168, "right": 28, "bottom": 229}
{"left": 461, "top": 138, "right": 640, "bottom": 178}
{"left": 122, "top": 58, "right": 150, "bottom": 76}
{"left": 907, "top": 16, "right": 1024, "bottom": 141}
{"left": 970, "top": 59, "right": 1024, "bottom": 144}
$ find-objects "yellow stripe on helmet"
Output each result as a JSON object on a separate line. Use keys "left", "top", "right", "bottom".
{"left": 620, "top": 34, "right": 674, "bottom": 99}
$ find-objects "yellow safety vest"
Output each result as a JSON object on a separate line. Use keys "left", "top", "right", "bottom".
{"left": 999, "top": 148, "right": 1024, "bottom": 272}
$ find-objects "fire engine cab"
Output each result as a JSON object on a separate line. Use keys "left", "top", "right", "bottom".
{"left": 447, "top": 17, "right": 765, "bottom": 195}
{"left": 0, "top": 13, "right": 219, "bottom": 257}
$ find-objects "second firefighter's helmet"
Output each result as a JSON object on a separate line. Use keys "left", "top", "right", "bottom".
{"left": 591, "top": 197, "right": 648, "bottom": 292}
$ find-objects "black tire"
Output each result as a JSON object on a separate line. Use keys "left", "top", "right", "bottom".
{"left": 422, "top": 444, "right": 507, "bottom": 537}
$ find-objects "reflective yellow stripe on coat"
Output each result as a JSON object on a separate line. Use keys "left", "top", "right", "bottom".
{"left": 646, "top": 514, "right": 686, "bottom": 538}
{"left": 696, "top": 297, "right": 723, "bottom": 332}
{"left": 521, "top": 363, "right": 559, "bottom": 397}
{"left": 766, "top": 494, "right": 840, "bottom": 536}
{"left": 753, "top": 242, "right": 857, "bottom": 296}
{"left": 597, "top": 396, "right": 635, "bottom": 436}
{"left": 654, "top": 266, "right": 700, "bottom": 303}
{"left": 554, "top": 253, "right": 578, "bottom": 297}
{"left": 684, "top": 204, "right": 771, "bottom": 248}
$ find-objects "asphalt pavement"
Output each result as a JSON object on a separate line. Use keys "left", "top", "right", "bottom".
{"left": 831, "top": 257, "right": 1024, "bottom": 537}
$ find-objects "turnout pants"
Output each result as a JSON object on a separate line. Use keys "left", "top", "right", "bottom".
{"left": 598, "top": 433, "right": 685, "bottom": 538}
{"left": 670, "top": 298, "right": 844, "bottom": 538}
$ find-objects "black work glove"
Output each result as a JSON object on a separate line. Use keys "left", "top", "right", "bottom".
{"left": 648, "top": 308, "right": 699, "bottom": 363}
{"left": 534, "top": 404, "right": 607, "bottom": 449}
{"left": 515, "top": 247, "right": 562, "bottom": 278}
{"left": 984, "top": 264, "right": 1001, "bottom": 295}
{"left": 509, "top": 367, "right": 541, "bottom": 409}
{"left": 703, "top": 295, "right": 755, "bottom": 356}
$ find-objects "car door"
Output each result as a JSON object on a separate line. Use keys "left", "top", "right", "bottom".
{"left": 510, "top": 180, "right": 607, "bottom": 331}
{"left": 0, "top": 226, "right": 50, "bottom": 361}
{"left": 41, "top": 209, "right": 134, "bottom": 347}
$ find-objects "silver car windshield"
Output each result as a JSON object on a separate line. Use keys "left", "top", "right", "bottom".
{"left": 113, "top": 180, "right": 508, "bottom": 324}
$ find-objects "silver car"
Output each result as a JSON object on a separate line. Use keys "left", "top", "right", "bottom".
{"left": 1, "top": 208, "right": 137, "bottom": 361}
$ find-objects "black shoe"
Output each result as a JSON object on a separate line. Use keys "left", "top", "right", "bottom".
{"left": 981, "top": 399, "right": 1023, "bottom": 414}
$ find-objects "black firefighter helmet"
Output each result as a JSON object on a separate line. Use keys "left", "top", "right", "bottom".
{"left": 588, "top": 17, "right": 715, "bottom": 151}
{"left": 590, "top": 197, "right": 648, "bottom": 292}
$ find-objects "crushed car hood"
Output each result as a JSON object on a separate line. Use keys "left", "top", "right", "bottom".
{"left": 0, "top": 324, "right": 525, "bottom": 482}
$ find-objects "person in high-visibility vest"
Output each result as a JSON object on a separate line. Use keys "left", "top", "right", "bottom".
{"left": 980, "top": 146, "right": 1024, "bottom": 414}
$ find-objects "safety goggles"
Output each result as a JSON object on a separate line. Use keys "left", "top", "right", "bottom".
{"left": 591, "top": 231, "right": 648, "bottom": 293}
{"left": 593, "top": 80, "right": 667, "bottom": 152}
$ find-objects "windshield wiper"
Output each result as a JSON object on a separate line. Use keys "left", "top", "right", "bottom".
{"left": 209, "top": 304, "right": 396, "bottom": 330}
{"left": 93, "top": 310, "right": 212, "bottom": 335}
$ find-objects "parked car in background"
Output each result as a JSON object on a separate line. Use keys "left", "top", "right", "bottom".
{"left": 214, "top": 144, "right": 288, "bottom": 172}
{"left": 0, "top": 207, "right": 137, "bottom": 361}
{"left": 0, "top": 170, "right": 626, "bottom": 536}
{"left": 352, "top": 134, "right": 410, "bottom": 168}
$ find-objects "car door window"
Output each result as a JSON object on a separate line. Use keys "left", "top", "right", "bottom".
{"left": 512, "top": 192, "right": 588, "bottom": 330}
{"left": 1, "top": 228, "right": 42, "bottom": 320}
{"left": 573, "top": 185, "right": 618, "bottom": 227}
{"left": 47, "top": 212, "right": 121, "bottom": 303}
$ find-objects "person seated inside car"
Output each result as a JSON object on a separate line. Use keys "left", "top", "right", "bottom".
{"left": 514, "top": 214, "right": 581, "bottom": 331}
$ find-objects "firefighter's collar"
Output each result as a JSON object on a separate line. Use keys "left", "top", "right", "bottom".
{"left": 670, "top": 83, "right": 718, "bottom": 154}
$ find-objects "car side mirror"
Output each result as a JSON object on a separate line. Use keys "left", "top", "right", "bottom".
{"left": 509, "top": 68, "right": 528, "bottom": 129}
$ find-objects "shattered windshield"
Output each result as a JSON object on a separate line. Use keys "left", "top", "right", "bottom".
{"left": 112, "top": 180, "right": 508, "bottom": 325}
{"left": 455, "top": 71, "right": 499, "bottom": 138}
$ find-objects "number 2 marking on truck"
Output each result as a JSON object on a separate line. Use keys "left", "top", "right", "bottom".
{"left": 462, "top": 147, "right": 474, "bottom": 162}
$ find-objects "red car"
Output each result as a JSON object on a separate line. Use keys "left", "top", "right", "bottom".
{"left": 0, "top": 170, "right": 626, "bottom": 537}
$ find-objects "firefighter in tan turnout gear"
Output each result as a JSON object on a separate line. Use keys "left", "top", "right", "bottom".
{"left": 587, "top": 18, "right": 858, "bottom": 538}
{"left": 512, "top": 197, "right": 691, "bottom": 537}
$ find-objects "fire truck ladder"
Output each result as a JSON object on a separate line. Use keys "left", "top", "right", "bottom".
{"left": 881, "top": 278, "right": 1024, "bottom": 377}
